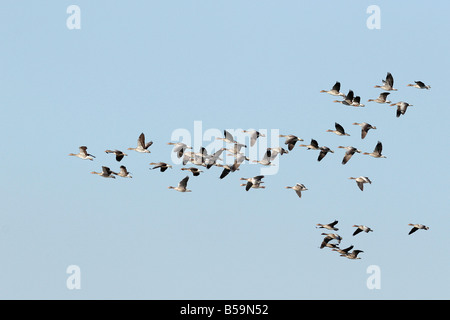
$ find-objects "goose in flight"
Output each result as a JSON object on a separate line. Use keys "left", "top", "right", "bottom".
{"left": 181, "top": 167, "right": 203, "bottom": 176}
{"left": 285, "top": 183, "right": 308, "bottom": 198}
{"left": 216, "top": 130, "right": 238, "bottom": 144}
{"left": 351, "top": 96, "right": 365, "bottom": 107}
{"left": 341, "top": 249, "right": 364, "bottom": 260}
{"left": 407, "top": 81, "right": 430, "bottom": 90}
{"left": 240, "top": 175, "right": 265, "bottom": 191}
{"left": 326, "top": 122, "right": 350, "bottom": 136}
{"left": 320, "top": 235, "right": 339, "bottom": 249}
{"left": 226, "top": 143, "right": 247, "bottom": 157}
{"left": 114, "top": 165, "right": 132, "bottom": 178}
{"left": 368, "top": 92, "right": 391, "bottom": 104}
{"left": 204, "top": 148, "right": 226, "bottom": 169}
{"left": 299, "top": 139, "right": 320, "bottom": 150}
{"left": 105, "top": 149, "right": 128, "bottom": 162}
{"left": 243, "top": 130, "right": 265, "bottom": 147}
{"left": 149, "top": 162, "right": 172, "bottom": 172}
{"left": 317, "top": 146, "right": 334, "bottom": 162}
{"left": 167, "top": 142, "right": 192, "bottom": 158}
{"left": 321, "top": 233, "right": 342, "bottom": 244}
{"left": 252, "top": 149, "right": 274, "bottom": 166}
{"left": 128, "top": 133, "right": 153, "bottom": 153}
{"left": 217, "top": 154, "right": 246, "bottom": 179}
{"left": 320, "top": 81, "right": 346, "bottom": 96}
{"left": 363, "top": 141, "right": 386, "bottom": 158}
{"left": 69, "top": 146, "right": 95, "bottom": 161}
{"left": 338, "top": 146, "right": 362, "bottom": 165}
{"left": 348, "top": 176, "right": 372, "bottom": 191}
{"left": 168, "top": 176, "right": 191, "bottom": 192}
{"left": 390, "top": 101, "right": 413, "bottom": 118}
{"left": 333, "top": 90, "right": 354, "bottom": 106}
{"left": 316, "top": 220, "right": 339, "bottom": 231}
{"left": 352, "top": 225, "right": 373, "bottom": 236}
{"left": 332, "top": 245, "right": 354, "bottom": 255}
{"left": 240, "top": 182, "right": 265, "bottom": 190}
{"left": 279, "top": 134, "right": 304, "bottom": 151}
{"left": 268, "top": 147, "right": 289, "bottom": 161}
{"left": 408, "top": 224, "right": 429, "bottom": 235}
{"left": 91, "top": 166, "right": 116, "bottom": 179}
{"left": 352, "top": 122, "right": 376, "bottom": 139}
{"left": 374, "top": 72, "right": 397, "bottom": 91}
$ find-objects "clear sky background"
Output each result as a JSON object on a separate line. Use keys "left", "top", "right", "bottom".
{"left": 0, "top": 1, "right": 449, "bottom": 299}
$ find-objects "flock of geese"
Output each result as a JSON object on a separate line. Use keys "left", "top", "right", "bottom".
{"left": 69, "top": 72, "right": 431, "bottom": 260}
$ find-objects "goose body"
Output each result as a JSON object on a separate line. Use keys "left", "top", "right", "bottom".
{"left": 243, "top": 130, "right": 265, "bottom": 147}
{"left": 317, "top": 146, "right": 334, "bottom": 162}
{"left": 326, "top": 122, "right": 350, "bottom": 136}
{"left": 316, "top": 220, "right": 339, "bottom": 231}
{"left": 338, "top": 146, "right": 362, "bottom": 165}
{"left": 128, "top": 133, "right": 153, "bottom": 153}
{"left": 363, "top": 141, "right": 386, "bottom": 158}
{"left": 167, "top": 142, "right": 192, "bottom": 158}
{"left": 352, "top": 122, "right": 376, "bottom": 139}
{"left": 349, "top": 176, "right": 372, "bottom": 191}
{"left": 69, "top": 146, "right": 95, "bottom": 160}
{"left": 91, "top": 166, "right": 116, "bottom": 179}
{"left": 279, "top": 134, "right": 304, "bottom": 151}
{"left": 341, "top": 249, "right": 364, "bottom": 260}
{"left": 168, "top": 176, "right": 191, "bottom": 192}
{"left": 320, "top": 81, "right": 346, "bottom": 96}
{"left": 408, "top": 224, "right": 429, "bottom": 235}
{"left": 332, "top": 245, "right": 354, "bottom": 255}
{"left": 351, "top": 96, "right": 365, "bottom": 107}
{"left": 216, "top": 130, "right": 238, "bottom": 144}
{"left": 105, "top": 149, "right": 128, "bottom": 162}
{"left": 333, "top": 90, "right": 354, "bottom": 105}
{"left": 285, "top": 183, "right": 308, "bottom": 198}
{"left": 252, "top": 149, "right": 274, "bottom": 166}
{"left": 407, "top": 81, "right": 430, "bottom": 90}
{"left": 149, "top": 162, "right": 172, "bottom": 172}
{"left": 352, "top": 225, "right": 373, "bottom": 236}
{"left": 390, "top": 101, "right": 413, "bottom": 118}
{"left": 114, "top": 165, "right": 132, "bottom": 178}
{"left": 181, "top": 167, "right": 203, "bottom": 176}
{"left": 240, "top": 175, "right": 265, "bottom": 191}
{"left": 298, "top": 139, "right": 320, "bottom": 150}
{"left": 368, "top": 92, "right": 391, "bottom": 104}
{"left": 374, "top": 72, "right": 397, "bottom": 91}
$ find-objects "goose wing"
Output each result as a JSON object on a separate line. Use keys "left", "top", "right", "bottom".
{"left": 178, "top": 176, "right": 189, "bottom": 189}
{"left": 331, "top": 81, "right": 340, "bottom": 92}
{"left": 335, "top": 122, "right": 345, "bottom": 134}
{"left": 374, "top": 141, "right": 383, "bottom": 155}
{"left": 386, "top": 72, "right": 394, "bottom": 87}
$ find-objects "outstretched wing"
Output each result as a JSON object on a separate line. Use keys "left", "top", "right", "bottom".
{"left": 335, "top": 122, "right": 345, "bottom": 134}
{"left": 353, "top": 228, "right": 363, "bottom": 236}
{"left": 386, "top": 72, "right": 394, "bottom": 87}
{"left": 331, "top": 81, "right": 340, "bottom": 92}
{"left": 374, "top": 141, "right": 383, "bottom": 155}
{"left": 178, "top": 176, "right": 189, "bottom": 188}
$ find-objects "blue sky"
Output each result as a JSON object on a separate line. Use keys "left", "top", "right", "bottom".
{"left": 0, "top": 1, "right": 449, "bottom": 299}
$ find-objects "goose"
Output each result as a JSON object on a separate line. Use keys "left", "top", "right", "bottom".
{"left": 333, "top": 90, "right": 354, "bottom": 106}
{"left": 320, "top": 236, "right": 339, "bottom": 249}
{"left": 128, "top": 133, "right": 153, "bottom": 153}
{"left": 320, "top": 81, "right": 346, "bottom": 96}
{"left": 240, "top": 175, "right": 265, "bottom": 191}
{"left": 114, "top": 165, "right": 132, "bottom": 178}
{"left": 348, "top": 176, "right": 372, "bottom": 191}
{"left": 240, "top": 182, "right": 265, "bottom": 189}
{"left": 167, "top": 142, "right": 192, "bottom": 158}
{"left": 252, "top": 149, "right": 274, "bottom": 166}
{"left": 243, "top": 130, "right": 265, "bottom": 147}
{"left": 216, "top": 155, "right": 246, "bottom": 179}
{"left": 316, "top": 220, "right": 339, "bottom": 231}
{"left": 341, "top": 249, "right": 364, "bottom": 260}
{"left": 352, "top": 122, "right": 376, "bottom": 139}
{"left": 321, "top": 233, "right": 342, "bottom": 244}
{"left": 352, "top": 225, "right": 373, "bottom": 236}
{"left": 317, "top": 146, "right": 334, "bottom": 162}
{"left": 204, "top": 148, "right": 226, "bottom": 169}
{"left": 181, "top": 167, "right": 203, "bottom": 176}
{"left": 182, "top": 151, "right": 196, "bottom": 165}
{"left": 69, "top": 146, "right": 95, "bottom": 161}
{"left": 149, "top": 162, "right": 172, "bottom": 172}
{"left": 168, "top": 176, "right": 191, "bottom": 192}
{"left": 368, "top": 92, "right": 391, "bottom": 104}
{"left": 326, "top": 122, "right": 350, "bottom": 136}
{"left": 407, "top": 81, "right": 430, "bottom": 90}
{"left": 363, "top": 141, "right": 386, "bottom": 158}
{"left": 332, "top": 245, "right": 354, "bottom": 255}
{"left": 351, "top": 96, "right": 365, "bottom": 107}
{"left": 216, "top": 130, "right": 238, "bottom": 144}
{"left": 408, "top": 224, "right": 429, "bottom": 235}
{"left": 298, "top": 139, "right": 320, "bottom": 150}
{"left": 374, "top": 72, "right": 397, "bottom": 91}
{"left": 338, "top": 146, "right": 362, "bottom": 165}
{"left": 91, "top": 166, "right": 116, "bottom": 179}
{"left": 226, "top": 143, "right": 247, "bottom": 157}
{"left": 105, "top": 149, "right": 128, "bottom": 162}
{"left": 285, "top": 183, "right": 308, "bottom": 198}
{"left": 268, "top": 147, "right": 289, "bottom": 161}
{"left": 279, "top": 134, "right": 304, "bottom": 151}
{"left": 390, "top": 101, "right": 413, "bottom": 118}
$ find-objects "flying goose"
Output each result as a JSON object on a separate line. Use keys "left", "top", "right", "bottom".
{"left": 352, "top": 122, "right": 376, "bottom": 139}
{"left": 105, "top": 149, "right": 128, "bottom": 162}
{"left": 326, "top": 122, "right": 350, "bottom": 136}
{"left": 341, "top": 249, "right": 364, "bottom": 260}
{"left": 351, "top": 96, "right": 365, "bottom": 107}
{"left": 316, "top": 220, "right": 339, "bottom": 231}
{"left": 252, "top": 149, "right": 274, "bottom": 166}
{"left": 128, "top": 133, "right": 153, "bottom": 153}
{"left": 216, "top": 154, "right": 246, "bottom": 179}
{"left": 363, "top": 141, "right": 386, "bottom": 158}
{"left": 240, "top": 175, "right": 265, "bottom": 191}
{"left": 181, "top": 167, "right": 203, "bottom": 176}
{"left": 321, "top": 233, "right": 342, "bottom": 244}
{"left": 320, "top": 235, "right": 339, "bottom": 249}
{"left": 268, "top": 147, "right": 289, "bottom": 161}
{"left": 338, "top": 146, "right": 362, "bottom": 165}
{"left": 204, "top": 148, "right": 226, "bottom": 169}
{"left": 279, "top": 134, "right": 304, "bottom": 151}
{"left": 243, "top": 130, "right": 265, "bottom": 147}
{"left": 216, "top": 130, "right": 238, "bottom": 144}
{"left": 240, "top": 182, "right": 265, "bottom": 189}
{"left": 407, "top": 81, "right": 430, "bottom": 90}
{"left": 317, "top": 146, "right": 334, "bottom": 162}
{"left": 320, "top": 81, "right": 346, "bottom": 96}
{"left": 298, "top": 139, "right": 320, "bottom": 150}
{"left": 167, "top": 142, "right": 192, "bottom": 158}
{"left": 168, "top": 176, "right": 191, "bottom": 192}
{"left": 368, "top": 92, "right": 391, "bottom": 104}
{"left": 374, "top": 72, "right": 397, "bottom": 91}
{"left": 352, "top": 225, "right": 373, "bottom": 236}
{"left": 149, "top": 162, "right": 172, "bottom": 172}
{"left": 226, "top": 143, "right": 247, "bottom": 157}
{"left": 332, "top": 245, "right": 354, "bottom": 255}
{"left": 91, "top": 166, "right": 116, "bottom": 179}
{"left": 408, "top": 224, "right": 429, "bottom": 235}
{"left": 69, "top": 146, "right": 95, "bottom": 161}
{"left": 333, "top": 90, "right": 354, "bottom": 106}
{"left": 348, "top": 176, "right": 372, "bottom": 191}
{"left": 390, "top": 101, "right": 413, "bottom": 118}
{"left": 114, "top": 165, "right": 132, "bottom": 178}
{"left": 285, "top": 183, "right": 308, "bottom": 198}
